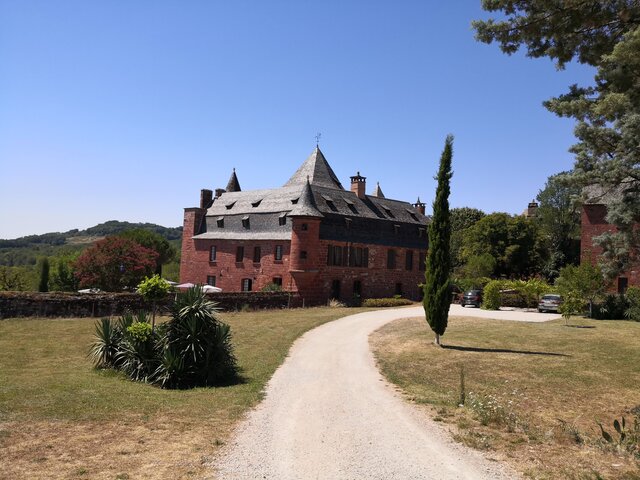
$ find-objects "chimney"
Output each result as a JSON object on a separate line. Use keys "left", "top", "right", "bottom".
{"left": 214, "top": 188, "right": 225, "bottom": 199}
{"left": 413, "top": 197, "right": 426, "bottom": 215}
{"left": 526, "top": 200, "right": 538, "bottom": 218}
{"left": 200, "top": 189, "right": 213, "bottom": 209}
{"left": 350, "top": 172, "right": 366, "bottom": 199}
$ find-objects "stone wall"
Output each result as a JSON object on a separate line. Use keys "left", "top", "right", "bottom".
{"left": 0, "top": 291, "right": 302, "bottom": 319}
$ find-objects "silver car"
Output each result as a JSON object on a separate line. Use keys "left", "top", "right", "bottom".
{"left": 538, "top": 294, "right": 562, "bottom": 313}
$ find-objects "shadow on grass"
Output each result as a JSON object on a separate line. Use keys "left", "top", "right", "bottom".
{"left": 442, "top": 344, "right": 571, "bottom": 357}
{"left": 563, "top": 325, "right": 596, "bottom": 329}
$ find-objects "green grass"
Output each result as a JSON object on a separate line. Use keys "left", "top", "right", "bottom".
{"left": 0, "top": 306, "right": 366, "bottom": 479}
{"left": 371, "top": 315, "right": 640, "bottom": 480}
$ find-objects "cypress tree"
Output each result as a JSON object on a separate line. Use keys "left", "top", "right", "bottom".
{"left": 424, "top": 135, "right": 453, "bottom": 345}
{"left": 39, "top": 257, "right": 50, "bottom": 293}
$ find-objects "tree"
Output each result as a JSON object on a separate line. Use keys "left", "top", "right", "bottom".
{"left": 118, "top": 229, "right": 176, "bottom": 276}
{"left": 555, "top": 263, "right": 606, "bottom": 318}
{"left": 462, "top": 253, "right": 496, "bottom": 279}
{"left": 0, "top": 266, "right": 27, "bottom": 291}
{"left": 38, "top": 258, "right": 50, "bottom": 292}
{"left": 424, "top": 135, "right": 453, "bottom": 346}
{"left": 137, "top": 274, "right": 171, "bottom": 329}
{"left": 535, "top": 172, "right": 582, "bottom": 281}
{"left": 461, "top": 213, "right": 541, "bottom": 278}
{"left": 474, "top": 1, "right": 640, "bottom": 277}
{"left": 74, "top": 236, "right": 158, "bottom": 291}
{"left": 450, "top": 207, "right": 485, "bottom": 272}
{"left": 50, "top": 252, "right": 80, "bottom": 292}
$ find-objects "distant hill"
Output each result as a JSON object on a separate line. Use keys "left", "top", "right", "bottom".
{"left": 0, "top": 221, "right": 183, "bottom": 266}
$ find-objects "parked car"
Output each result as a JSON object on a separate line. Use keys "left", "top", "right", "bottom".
{"left": 461, "top": 290, "right": 483, "bottom": 308}
{"left": 538, "top": 294, "right": 563, "bottom": 313}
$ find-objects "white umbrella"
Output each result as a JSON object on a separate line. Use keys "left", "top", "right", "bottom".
{"left": 202, "top": 285, "right": 222, "bottom": 293}
{"left": 176, "top": 282, "right": 195, "bottom": 289}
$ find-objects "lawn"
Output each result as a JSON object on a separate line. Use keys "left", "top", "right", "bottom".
{"left": 370, "top": 315, "right": 640, "bottom": 480}
{"left": 0, "top": 306, "right": 364, "bottom": 480}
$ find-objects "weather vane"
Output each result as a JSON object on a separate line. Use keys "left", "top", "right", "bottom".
{"left": 315, "top": 132, "right": 322, "bottom": 147}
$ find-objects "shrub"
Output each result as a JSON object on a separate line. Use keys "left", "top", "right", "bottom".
{"left": 362, "top": 297, "right": 414, "bottom": 307}
{"left": 88, "top": 287, "right": 238, "bottom": 389}
{"left": 482, "top": 280, "right": 502, "bottom": 310}
{"left": 625, "top": 287, "right": 640, "bottom": 321}
{"left": 592, "top": 294, "right": 630, "bottom": 320}
{"left": 261, "top": 282, "right": 283, "bottom": 292}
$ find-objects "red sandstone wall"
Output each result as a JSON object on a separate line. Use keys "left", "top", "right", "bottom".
{"left": 581, "top": 205, "right": 640, "bottom": 289}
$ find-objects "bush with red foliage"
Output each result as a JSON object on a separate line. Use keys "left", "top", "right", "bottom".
{"left": 74, "top": 236, "right": 158, "bottom": 291}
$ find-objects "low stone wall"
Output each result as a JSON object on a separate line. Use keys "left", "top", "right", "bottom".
{"left": 0, "top": 291, "right": 302, "bottom": 319}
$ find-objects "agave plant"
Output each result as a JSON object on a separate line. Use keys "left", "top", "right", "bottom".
{"left": 89, "top": 317, "right": 119, "bottom": 368}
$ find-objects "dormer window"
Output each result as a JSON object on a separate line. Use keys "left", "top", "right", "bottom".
{"left": 242, "top": 216, "right": 250, "bottom": 229}
{"left": 345, "top": 199, "right": 358, "bottom": 214}
{"left": 216, "top": 217, "right": 224, "bottom": 228}
{"left": 291, "top": 198, "right": 299, "bottom": 205}
{"left": 406, "top": 209, "right": 419, "bottom": 221}
{"left": 252, "top": 199, "right": 262, "bottom": 208}
{"left": 279, "top": 213, "right": 287, "bottom": 226}
{"left": 383, "top": 207, "right": 395, "bottom": 218}
{"left": 322, "top": 195, "right": 338, "bottom": 212}
{"left": 225, "top": 201, "right": 236, "bottom": 210}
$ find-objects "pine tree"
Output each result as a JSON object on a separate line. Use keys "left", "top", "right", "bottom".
{"left": 424, "top": 135, "right": 453, "bottom": 346}
{"left": 38, "top": 257, "right": 50, "bottom": 293}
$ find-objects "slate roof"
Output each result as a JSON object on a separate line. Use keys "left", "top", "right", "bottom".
{"left": 193, "top": 148, "right": 429, "bottom": 242}
{"left": 226, "top": 169, "right": 241, "bottom": 192}
{"left": 284, "top": 147, "right": 344, "bottom": 189}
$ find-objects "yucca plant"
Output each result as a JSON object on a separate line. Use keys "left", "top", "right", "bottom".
{"left": 164, "top": 286, "right": 238, "bottom": 387}
{"left": 115, "top": 311, "right": 161, "bottom": 383}
{"left": 89, "top": 317, "right": 119, "bottom": 368}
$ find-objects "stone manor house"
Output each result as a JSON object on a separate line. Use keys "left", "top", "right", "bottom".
{"left": 179, "top": 147, "right": 429, "bottom": 305}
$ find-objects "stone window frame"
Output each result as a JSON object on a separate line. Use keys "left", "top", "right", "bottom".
{"left": 274, "top": 245, "right": 283, "bottom": 261}
{"left": 209, "top": 245, "right": 217, "bottom": 262}
{"left": 206, "top": 275, "right": 216, "bottom": 287}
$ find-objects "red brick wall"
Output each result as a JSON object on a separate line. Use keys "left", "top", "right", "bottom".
{"left": 179, "top": 208, "right": 206, "bottom": 283}
{"left": 581, "top": 204, "right": 640, "bottom": 290}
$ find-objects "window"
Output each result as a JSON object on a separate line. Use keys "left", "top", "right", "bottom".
{"left": 345, "top": 218, "right": 352, "bottom": 229}
{"left": 236, "top": 246, "right": 244, "bottom": 262}
{"left": 206, "top": 275, "right": 216, "bottom": 287}
{"left": 272, "top": 277, "right": 282, "bottom": 287}
{"left": 387, "top": 249, "right": 396, "bottom": 269}
{"left": 383, "top": 207, "right": 395, "bottom": 218}
{"left": 353, "top": 280, "right": 362, "bottom": 297}
{"left": 252, "top": 199, "right": 262, "bottom": 207}
{"left": 394, "top": 224, "right": 400, "bottom": 234}
{"left": 419, "top": 252, "right": 426, "bottom": 271}
{"left": 331, "top": 279, "right": 341, "bottom": 299}
{"left": 225, "top": 201, "right": 236, "bottom": 210}
{"left": 395, "top": 283, "right": 403, "bottom": 296}
{"left": 209, "top": 246, "right": 217, "bottom": 262}
{"left": 216, "top": 217, "right": 224, "bottom": 228}
{"left": 242, "top": 216, "right": 250, "bottom": 229}
{"left": 347, "top": 246, "right": 369, "bottom": 268}
{"left": 327, "top": 245, "right": 344, "bottom": 266}
{"left": 241, "top": 278, "right": 252, "bottom": 292}
{"left": 291, "top": 198, "right": 299, "bottom": 205}
{"left": 279, "top": 213, "right": 287, "bottom": 226}
{"left": 618, "top": 277, "right": 629, "bottom": 294}
{"left": 301, "top": 223, "right": 308, "bottom": 231}
{"left": 275, "top": 245, "right": 283, "bottom": 261}
{"left": 346, "top": 199, "right": 358, "bottom": 214}
{"left": 300, "top": 250, "right": 307, "bottom": 260}
{"left": 406, "top": 209, "right": 419, "bottom": 221}
{"left": 405, "top": 250, "right": 413, "bottom": 271}
{"left": 418, "top": 227, "right": 426, "bottom": 238}
{"left": 253, "top": 246, "right": 261, "bottom": 263}
{"left": 322, "top": 195, "right": 338, "bottom": 212}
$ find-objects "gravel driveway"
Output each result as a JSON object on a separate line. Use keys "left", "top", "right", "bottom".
{"left": 213, "top": 305, "right": 539, "bottom": 479}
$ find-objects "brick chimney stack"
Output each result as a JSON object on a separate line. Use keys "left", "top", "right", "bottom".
{"left": 200, "top": 189, "right": 213, "bottom": 209}
{"left": 413, "top": 197, "right": 426, "bottom": 215}
{"left": 350, "top": 172, "right": 366, "bottom": 199}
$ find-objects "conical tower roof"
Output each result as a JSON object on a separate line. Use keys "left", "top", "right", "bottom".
{"left": 284, "top": 147, "right": 344, "bottom": 190}
{"left": 226, "top": 168, "right": 241, "bottom": 192}
{"left": 289, "top": 178, "right": 324, "bottom": 218}
{"left": 372, "top": 182, "right": 385, "bottom": 198}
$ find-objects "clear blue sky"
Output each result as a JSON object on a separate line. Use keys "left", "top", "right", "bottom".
{"left": 0, "top": 1, "right": 595, "bottom": 239}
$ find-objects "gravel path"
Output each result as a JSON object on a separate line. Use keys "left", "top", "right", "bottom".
{"left": 214, "top": 306, "right": 543, "bottom": 479}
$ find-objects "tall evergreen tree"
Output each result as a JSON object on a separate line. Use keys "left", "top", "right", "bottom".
{"left": 424, "top": 135, "right": 453, "bottom": 346}
{"left": 38, "top": 257, "right": 50, "bottom": 292}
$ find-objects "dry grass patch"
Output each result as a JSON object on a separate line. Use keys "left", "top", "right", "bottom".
{"left": 371, "top": 315, "right": 640, "bottom": 480}
{"left": 0, "top": 306, "right": 365, "bottom": 479}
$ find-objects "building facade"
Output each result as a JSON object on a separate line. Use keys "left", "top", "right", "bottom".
{"left": 581, "top": 185, "right": 639, "bottom": 293}
{"left": 180, "top": 147, "right": 429, "bottom": 305}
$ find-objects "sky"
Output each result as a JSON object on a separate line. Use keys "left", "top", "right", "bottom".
{"left": 0, "top": 1, "right": 596, "bottom": 240}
